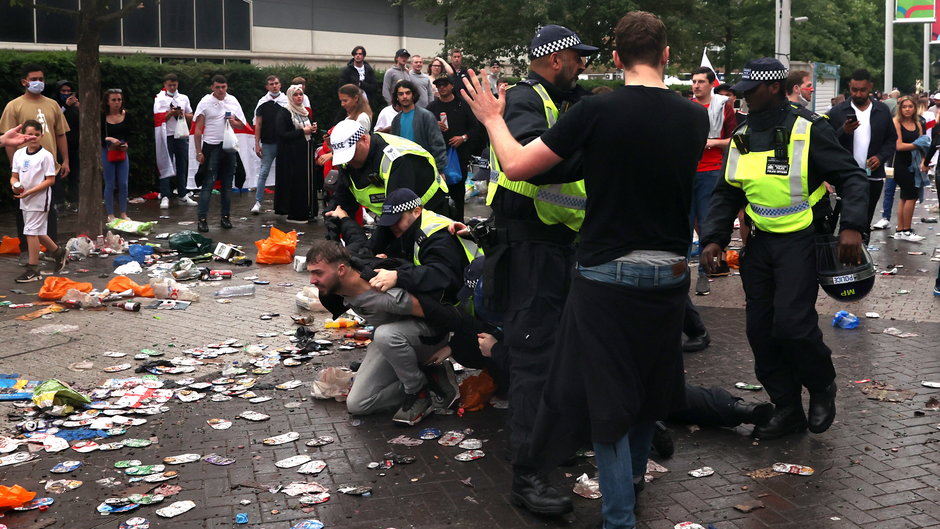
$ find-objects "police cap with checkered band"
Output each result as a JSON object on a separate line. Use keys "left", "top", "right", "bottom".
{"left": 731, "top": 57, "right": 788, "bottom": 93}
{"left": 378, "top": 188, "right": 423, "bottom": 227}
{"left": 528, "top": 25, "right": 598, "bottom": 60}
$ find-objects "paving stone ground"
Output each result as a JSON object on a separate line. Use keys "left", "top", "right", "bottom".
{"left": 0, "top": 190, "right": 938, "bottom": 529}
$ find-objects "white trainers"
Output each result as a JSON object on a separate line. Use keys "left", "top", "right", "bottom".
{"left": 871, "top": 218, "right": 890, "bottom": 230}
{"left": 905, "top": 231, "right": 925, "bottom": 242}
{"left": 160, "top": 197, "right": 169, "bottom": 209}
{"left": 180, "top": 194, "right": 198, "bottom": 206}
{"left": 250, "top": 202, "right": 261, "bottom": 215}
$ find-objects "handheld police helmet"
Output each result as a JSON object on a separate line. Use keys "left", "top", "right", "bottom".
{"left": 816, "top": 234, "right": 875, "bottom": 302}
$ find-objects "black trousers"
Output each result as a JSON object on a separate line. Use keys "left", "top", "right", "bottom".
{"left": 449, "top": 175, "right": 467, "bottom": 222}
{"left": 16, "top": 206, "right": 58, "bottom": 252}
{"left": 503, "top": 241, "right": 573, "bottom": 471}
{"left": 863, "top": 179, "right": 884, "bottom": 242}
{"left": 669, "top": 385, "right": 742, "bottom": 428}
{"left": 683, "top": 296, "right": 707, "bottom": 337}
{"left": 739, "top": 228, "right": 835, "bottom": 407}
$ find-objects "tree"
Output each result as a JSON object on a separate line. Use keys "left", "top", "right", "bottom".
{"left": 12, "top": 0, "right": 145, "bottom": 237}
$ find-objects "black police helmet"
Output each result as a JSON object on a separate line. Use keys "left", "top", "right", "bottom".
{"left": 816, "top": 235, "right": 875, "bottom": 302}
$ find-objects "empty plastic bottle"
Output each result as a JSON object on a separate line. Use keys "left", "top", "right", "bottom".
{"left": 831, "top": 310, "right": 859, "bottom": 329}
{"left": 214, "top": 284, "right": 256, "bottom": 298}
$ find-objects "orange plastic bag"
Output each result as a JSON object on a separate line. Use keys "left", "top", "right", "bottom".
{"left": 106, "top": 275, "right": 155, "bottom": 298}
{"left": 255, "top": 227, "right": 297, "bottom": 264}
{"left": 725, "top": 249, "right": 740, "bottom": 269}
{"left": 0, "top": 484, "right": 37, "bottom": 508}
{"left": 38, "top": 276, "right": 93, "bottom": 300}
{"left": 458, "top": 370, "right": 497, "bottom": 412}
{"left": 0, "top": 236, "right": 20, "bottom": 254}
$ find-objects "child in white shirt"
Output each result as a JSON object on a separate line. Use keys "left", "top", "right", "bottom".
{"left": 11, "top": 120, "right": 66, "bottom": 282}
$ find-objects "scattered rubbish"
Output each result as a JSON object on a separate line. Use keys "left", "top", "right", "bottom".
{"left": 155, "top": 500, "right": 195, "bottom": 518}
{"left": 454, "top": 450, "right": 485, "bottom": 461}
{"left": 734, "top": 500, "right": 765, "bottom": 513}
{"left": 734, "top": 382, "right": 763, "bottom": 391}
{"left": 14, "top": 497, "right": 53, "bottom": 511}
{"left": 853, "top": 379, "right": 872, "bottom": 384}
{"left": 419, "top": 428, "right": 442, "bottom": 440}
{"left": 572, "top": 473, "right": 602, "bottom": 499}
{"left": 298, "top": 492, "right": 330, "bottom": 505}
{"left": 152, "top": 484, "right": 182, "bottom": 497}
{"left": 460, "top": 477, "right": 473, "bottom": 488}
{"left": 118, "top": 517, "right": 150, "bottom": 529}
{"left": 896, "top": 289, "right": 910, "bottom": 294}
{"left": 123, "top": 438, "right": 152, "bottom": 448}
{"left": 0, "top": 484, "right": 36, "bottom": 508}
{"left": 311, "top": 367, "right": 354, "bottom": 401}
{"left": 674, "top": 523, "right": 706, "bottom": 529}
{"left": 772, "top": 463, "right": 814, "bottom": 476}
{"left": 883, "top": 327, "right": 919, "bottom": 338}
{"left": 68, "top": 361, "right": 94, "bottom": 371}
{"left": 125, "top": 464, "right": 165, "bottom": 476}
{"left": 865, "top": 312, "right": 880, "bottom": 319}
{"left": 238, "top": 411, "right": 270, "bottom": 421}
{"left": 338, "top": 485, "right": 372, "bottom": 495}
{"left": 458, "top": 438, "right": 483, "bottom": 450}
{"left": 50, "top": 460, "right": 82, "bottom": 473}
{"left": 926, "top": 397, "right": 940, "bottom": 410}
{"left": 44, "top": 479, "right": 81, "bottom": 494}
{"left": 859, "top": 381, "right": 916, "bottom": 402}
{"left": 645, "top": 460, "right": 669, "bottom": 482}
{"left": 908, "top": 251, "right": 927, "bottom": 255}
{"left": 281, "top": 482, "right": 329, "bottom": 497}
{"left": 688, "top": 467, "right": 715, "bottom": 478}
{"left": 263, "top": 432, "right": 300, "bottom": 445}
{"left": 305, "top": 436, "right": 335, "bottom": 447}
{"left": 235, "top": 513, "right": 248, "bottom": 524}
{"left": 831, "top": 310, "right": 859, "bottom": 329}
{"left": 163, "top": 454, "right": 201, "bottom": 465}
{"left": 388, "top": 435, "right": 424, "bottom": 447}
{"left": 276, "top": 380, "right": 303, "bottom": 390}
{"left": 203, "top": 453, "right": 236, "bottom": 466}
{"left": 384, "top": 452, "right": 416, "bottom": 464}
{"left": 296, "top": 460, "right": 327, "bottom": 474}
{"left": 438, "top": 430, "right": 466, "bottom": 446}
{"left": 275, "top": 455, "right": 312, "bottom": 469}
{"left": 71, "top": 440, "right": 99, "bottom": 452}
{"left": 290, "top": 520, "right": 325, "bottom": 529}
{"left": 923, "top": 381, "right": 940, "bottom": 388}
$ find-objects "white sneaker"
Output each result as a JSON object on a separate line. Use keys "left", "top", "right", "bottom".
{"left": 893, "top": 231, "right": 908, "bottom": 240}
{"left": 160, "top": 197, "right": 169, "bottom": 209}
{"left": 905, "top": 231, "right": 925, "bottom": 242}
{"left": 871, "top": 218, "right": 890, "bottom": 230}
{"left": 250, "top": 202, "right": 261, "bottom": 214}
{"left": 180, "top": 194, "right": 198, "bottom": 206}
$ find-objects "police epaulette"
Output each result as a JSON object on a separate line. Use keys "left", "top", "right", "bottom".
{"left": 516, "top": 79, "right": 539, "bottom": 86}
{"left": 792, "top": 106, "right": 827, "bottom": 122}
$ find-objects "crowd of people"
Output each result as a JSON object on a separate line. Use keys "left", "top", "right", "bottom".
{"left": 2, "top": 10, "right": 940, "bottom": 529}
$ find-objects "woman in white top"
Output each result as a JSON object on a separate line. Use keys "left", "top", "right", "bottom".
{"left": 338, "top": 84, "right": 372, "bottom": 131}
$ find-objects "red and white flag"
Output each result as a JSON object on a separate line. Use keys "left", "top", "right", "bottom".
{"left": 700, "top": 48, "right": 721, "bottom": 88}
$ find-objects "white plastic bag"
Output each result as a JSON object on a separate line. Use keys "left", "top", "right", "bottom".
{"left": 113, "top": 261, "right": 143, "bottom": 275}
{"left": 173, "top": 116, "right": 190, "bottom": 139}
{"left": 295, "top": 285, "right": 327, "bottom": 312}
{"left": 60, "top": 288, "right": 102, "bottom": 308}
{"left": 150, "top": 277, "right": 200, "bottom": 302}
{"left": 66, "top": 236, "right": 94, "bottom": 257}
{"left": 311, "top": 367, "right": 355, "bottom": 402}
{"left": 222, "top": 121, "right": 238, "bottom": 152}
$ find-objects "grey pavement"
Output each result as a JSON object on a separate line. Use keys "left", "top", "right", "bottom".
{"left": 0, "top": 188, "right": 938, "bottom": 529}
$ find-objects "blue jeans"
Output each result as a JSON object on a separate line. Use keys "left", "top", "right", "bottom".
{"left": 255, "top": 142, "right": 277, "bottom": 203}
{"left": 881, "top": 177, "right": 896, "bottom": 221}
{"left": 198, "top": 142, "right": 236, "bottom": 219}
{"left": 577, "top": 259, "right": 689, "bottom": 289}
{"left": 691, "top": 169, "right": 720, "bottom": 271}
{"left": 161, "top": 136, "right": 190, "bottom": 198}
{"left": 592, "top": 422, "right": 657, "bottom": 529}
{"left": 101, "top": 147, "right": 129, "bottom": 215}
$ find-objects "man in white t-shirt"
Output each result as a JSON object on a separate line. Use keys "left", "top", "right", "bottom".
{"left": 154, "top": 73, "right": 197, "bottom": 209}
{"left": 827, "top": 68, "right": 897, "bottom": 241}
{"left": 193, "top": 74, "right": 247, "bottom": 233}
{"left": 374, "top": 102, "right": 400, "bottom": 133}
{"left": 10, "top": 120, "right": 66, "bottom": 282}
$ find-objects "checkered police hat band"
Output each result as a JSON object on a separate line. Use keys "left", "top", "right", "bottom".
{"left": 531, "top": 34, "right": 582, "bottom": 58}
{"left": 742, "top": 68, "right": 788, "bottom": 81}
{"left": 382, "top": 197, "right": 422, "bottom": 215}
{"left": 331, "top": 125, "right": 366, "bottom": 151}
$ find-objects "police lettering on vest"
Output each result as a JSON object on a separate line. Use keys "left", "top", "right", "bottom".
{"left": 486, "top": 82, "right": 586, "bottom": 232}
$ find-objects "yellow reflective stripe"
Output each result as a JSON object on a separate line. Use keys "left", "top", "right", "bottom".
{"left": 414, "top": 212, "right": 482, "bottom": 265}
{"left": 808, "top": 183, "right": 826, "bottom": 206}
{"left": 530, "top": 84, "right": 558, "bottom": 126}
{"left": 725, "top": 125, "right": 746, "bottom": 185}
{"left": 788, "top": 118, "right": 811, "bottom": 205}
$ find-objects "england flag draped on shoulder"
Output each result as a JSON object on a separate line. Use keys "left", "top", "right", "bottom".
{"left": 153, "top": 88, "right": 192, "bottom": 179}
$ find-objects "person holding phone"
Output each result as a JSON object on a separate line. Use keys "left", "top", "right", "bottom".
{"left": 826, "top": 69, "right": 896, "bottom": 242}
{"left": 101, "top": 88, "right": 133, "bottom": 222}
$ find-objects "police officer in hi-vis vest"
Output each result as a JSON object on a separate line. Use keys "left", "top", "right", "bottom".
{"left": 327, "top": 119, "right": 451, "bottom": 222}
{"left": 700, "top": 58, "right": 869, "bottom": 440}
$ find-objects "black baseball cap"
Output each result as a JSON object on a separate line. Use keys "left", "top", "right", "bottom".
{"left": 433, "top": 77, "right": 453, "bottom": 86}
{"left": 732, "top": 57, "right": 788, "bottom": 93}
{"left": 528, "top": 24, "right": 598, "bottom": 59}
{"left": 395, "top": 49, "right": 411, "bottom": 59}
{"left": 378, "top": 188, "right": 422, "bottom": 227}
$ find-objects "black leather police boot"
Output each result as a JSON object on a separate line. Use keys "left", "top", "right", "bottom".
{"left": 807, "top": 382, "right": 837, "bottom": 433}
{"left": 511, "top": 471, "right": 573, "bottom": 515}
{"left": 751, "top": 405, "right": 807, "bottom": 439}
{"left": 731, "top": 400, "right": 775, "bottom": 426}
{"left": 682, "top": 331, "right": 711, "bottom": 353}
{"left": 651, "top": 421, "right": 674, "bottom": 458}
{"left": 220, "top": 216, "right": 233, "bottom": 229}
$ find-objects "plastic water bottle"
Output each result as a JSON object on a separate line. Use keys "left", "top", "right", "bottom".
{"left": 831, "top": 310, "right": 859, "bottom": 329}
{"left": 214, "top": 284, "right": 255, "bottom": 298}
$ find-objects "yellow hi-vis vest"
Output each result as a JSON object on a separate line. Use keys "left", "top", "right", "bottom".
{"left": 348, "top": 132, "right": 449, "bottom": 216}
{"left": 486, "top": 83, "right": 586, "bottom": 232}
{"left": 414, "top": 210, "right": 482, "bottom": 266}
{"left": 724, "top": 116, "right": 827, "bottom": 233}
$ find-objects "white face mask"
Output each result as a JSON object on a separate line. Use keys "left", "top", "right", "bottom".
{"left": 27, "top": 80, "right": 44, "bottom": 94}
{"left": 166, "top": 90, "right": 177, "bottom": 97}
{"left": 269, "top": 91, "right": 281, "bottom": 98}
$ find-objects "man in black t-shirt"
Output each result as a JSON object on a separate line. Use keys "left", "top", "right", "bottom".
{"left": 426, "top": 77, "right": 479, "bottom": 220}
{"left": 463, "top": 12, "right": 707, "bottom": 528}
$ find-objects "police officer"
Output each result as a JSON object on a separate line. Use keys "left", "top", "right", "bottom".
{"left": 700, "top": 58, "right": 869, "bottom": 439}
{"left": 481, "top": 25, "right": 595, "bottom": 515}
{"left": 327, "top": 119, "right": 451, "bottom": 220}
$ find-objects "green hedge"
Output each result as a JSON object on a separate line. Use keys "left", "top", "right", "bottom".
{"left": 0, "top": 50, "right": 387, "bottom": 202}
